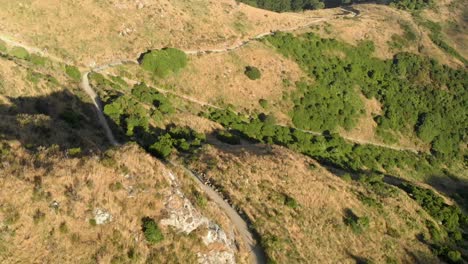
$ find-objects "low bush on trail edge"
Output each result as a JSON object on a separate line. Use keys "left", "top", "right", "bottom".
{"left": 65, "top": 65, "right": 81, "bottom": 81}
{"left": 244, "top": 66, "right": 261, "bottom": 80}
{"left": 9, "top": 46, "right": 30, "bottom": 60}
{"left": 141, "top": 217, "right": 164, "bottom": 244}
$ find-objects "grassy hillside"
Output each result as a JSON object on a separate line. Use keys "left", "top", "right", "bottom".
{"left": 0, "top": 0, "right": 467, "bottom": 263}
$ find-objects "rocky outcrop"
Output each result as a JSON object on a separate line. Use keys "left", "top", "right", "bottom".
{"left": 161, "top": 171, "right": 236, "bottom": 264}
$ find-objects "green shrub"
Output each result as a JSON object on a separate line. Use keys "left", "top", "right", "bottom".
{"left": 216, "top": 130, "right": 241, "bottom": 145}
{"left": 30, "top": 54, "right": 47, "bottom": 66}
{"left": 344, "top": 210, "right": 369, "bottom": 234}
{"left": 0, "top": 40, "right": 6, "bottom": 52}
{"left": 447, "top": 250, "right": 462, "bottom": 263}
{"left": 244, "top": 66, "right": 261, "bottom": 80}
{"left": 9, "top": 47, "right": 30, "bottom": 60}
{"left": 109, "top": 182, "right": 124, "bottom": 192}
{"left": 59, "top": 222, "right": 69, "bottom": 233}
{"left": 141, "top": 217, "right": 164, "bottom": 244}
{"left": 284, "top": 195, "right": 299, "bottom": 209}
{"left": 89, "top": 219, "right": 97, "bottom": 226}
{"left": 259, "top": 99, "right": 269, "bottom": 108}
{"left": 67, "top": 147, "right": 82, "bottom": 157}
{"left": 140, "top": 48, "right": 187, "bottom": 77}
{"left": 149, "top": 134, "right": 174, "bottom": 159}
{"left": 65, "top": 65, "right": 81, "bottom": 81}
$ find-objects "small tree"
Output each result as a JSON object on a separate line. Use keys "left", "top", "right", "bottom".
{"left": 141, "top": 217, "right": 164, "bottom": 244}
{"left": 244, "top": 66, "right": 261, "bottom": 80}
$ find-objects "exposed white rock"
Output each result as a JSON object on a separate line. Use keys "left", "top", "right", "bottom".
{"left": 160, "top": 192, "right": 209, "bottom": 234}
{"left": 203, "top": 222, "right": 231, "bottom": 246}
{"left": 94, "top": 208, "right": 112, "bottom": 225}
{"left": 197, "top": 251, "right": 236, "bottom": 264}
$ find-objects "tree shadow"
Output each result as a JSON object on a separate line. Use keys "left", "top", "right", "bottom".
{"left": 0, "top": 90, "right": 122, "bottom": 153}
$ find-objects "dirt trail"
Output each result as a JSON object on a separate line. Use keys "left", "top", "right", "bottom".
{"left": 170, "top": 162, "right": 266, "bottom": 264}
{"left": 0, "top": 34, "right": 69, "bottom": 64}
{"left": 80, "top": 72, "right": 119, "bottom": 146}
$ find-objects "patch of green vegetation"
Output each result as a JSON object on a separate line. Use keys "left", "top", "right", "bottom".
{"left": 265, "top": 33, "right": 371, "bottom": 131}
{"left": 207, "top": 108, "right": 434, "bottom": 177}
{"left": 259, "top": 99, "right": 269, "bottom": 109}
{"left": 59, "top": 222, "right": 69, "bottom": 233}
{"left": 388, "top": 21, "right": 418, "bottom": 50}
{"left": 389, "top": 0, "right": 433, "bottom": 11}
{"left": 9, "top": 46, "right": 29, "bottom": 60}
{"left": 344, "top": 209, "right": 370, "bottom": 234}
{"left": 238, "top": 0, "right": 324, "bottom": 12}
{"left": 141, "top": 217, "right": 164, "bottom": 244}
{"left": 244, "top": 66, "right": 261, "bottom": 80}
{"left": 109, "top": 182, "right": 124, "bottom": 192}
{"left": 149, "top": 126, "right": 206, "bottom": 159}
{"left": 0, "top": 40, "right": 6, "bottom": 52}
{"left": 266, "top": 32, "right": 467, "bottom": 158}
{"left": 102, "top": 81, "right": 204, "bottom": 159}
{"left": 140, "top": 48, "right": 187, "bottom": 78}
{"left": 89, "top": 219, "right": 97, "bottom": 227}
{"left": 67, "top": 147, "right": 82, "bottom": 157}
{"left": 30, "top": 54, "right": 47, "bottom": 66}
{"left": 415, "top": 17, "right": 467, "bottom": 65}
{"left": 401, "top": 184, "right": 467, "bottom": 263}
{"left": 65, "top": 65, "right": 81, "bottom": 81}
{"left": 283, "top": 194, "right": 299, "bottom": 209}
{"left": 190, "top": 188, "right": 208, "bottom": 209}
{"left": 216, "top": 130, "right": 241, "bottom": 145}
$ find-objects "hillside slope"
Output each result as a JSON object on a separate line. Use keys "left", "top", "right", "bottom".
{"left": 0, "top": 0, "right": 467, "bottom": 263}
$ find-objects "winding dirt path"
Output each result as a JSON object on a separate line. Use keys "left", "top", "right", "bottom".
{"left": 80, "top": 72, "right": 119, "bottom": 146}
{"left": 170, "top": 162, "right": 266, "bottom": 264}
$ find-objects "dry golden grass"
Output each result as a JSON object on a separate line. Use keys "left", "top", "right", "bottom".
{"left": 302, "top": 4, "right": 464, "bottom": 67}
{"left": 164, "top": 41, "right": 305, "bottom": 118}
{"left": 0, "top": 56, "right": 65, "bottom": 99}
{"left": 189, "top": 143, "right": 437, "bottom": 263}
{"left": 0, "top": 143, "right": 242, "bottom": 263}
{"left": 0, "top": 0, "right": 335, "bottom": 66}
{"left": 422, "top": 0, "right": 467, "bottom": 59}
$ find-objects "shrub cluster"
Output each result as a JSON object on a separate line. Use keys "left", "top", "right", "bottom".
{"left": 266, "top": 32, "right": 467, "bottom": 158}
{"left": 103, "top": 83, "right": 173, "bottom": 136}
{"left": 389, "top": 0, "right": 433, "bottom": 11}
{"left": 207, "top": 108, "right": 434, "bottom": 175}
{"left": 401, "top": 184, "right": 467, "bottom": 263}
{"left": 238, "top": 0, "right": 325, "bottom": 12}
{"left": 415, "top": 17, "right": 467, "bottom": 65}
{"left": 97, "top": 77, "right": 205, "bottom": 159}
{"left": 149, "top": 126, "right": 206, "bottom": 159}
